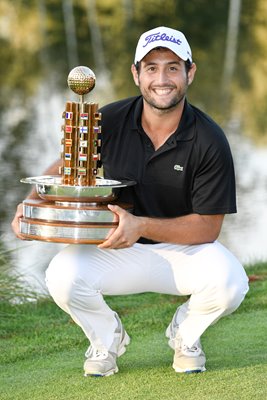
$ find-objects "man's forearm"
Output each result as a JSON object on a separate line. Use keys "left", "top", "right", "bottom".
{"left": 139, "top": 213, "right": 224, "bottom": 245}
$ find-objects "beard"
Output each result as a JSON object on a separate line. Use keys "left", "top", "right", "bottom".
{"left": 143, "top": 92, "right": 185, "bottom": 113}
{"left": 139, "top": 79, "right": 189, "bottom": 114}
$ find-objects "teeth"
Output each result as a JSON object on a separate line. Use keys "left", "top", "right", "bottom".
{"left": 154, "top": 88, "right": 172, "bottom": 95}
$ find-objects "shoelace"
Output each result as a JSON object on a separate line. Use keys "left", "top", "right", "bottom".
{"left": 85, "top": 346, "right": 109, "bottom": 360}
{"left": 175, "top": 337, "right": 202, "bottom": 356}
{"left": 182, "top": 344, "right": 200, "bottom": 354}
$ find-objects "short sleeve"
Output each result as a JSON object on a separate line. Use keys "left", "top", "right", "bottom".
{"left": 192, "top": 132, "right": 236, "bottom": 215}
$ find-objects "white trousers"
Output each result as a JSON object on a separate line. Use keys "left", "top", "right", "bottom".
{"left": 45, "top": 241, "right": 249, "bottom": 351}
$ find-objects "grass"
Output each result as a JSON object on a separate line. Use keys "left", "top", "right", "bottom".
{"left": 0, "top": 261, "right": 267, "bottom": 400}
{"left": 0, "top": 241, "right": 38, "bottom": 304}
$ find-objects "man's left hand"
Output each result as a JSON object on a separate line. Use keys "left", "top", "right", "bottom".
{"left": 98, "top": 204, "right": 144, "bottom": 249}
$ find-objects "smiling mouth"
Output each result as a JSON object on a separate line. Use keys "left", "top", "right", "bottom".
{"left": 153, "top": 88, "right": 174, "bottom": 95}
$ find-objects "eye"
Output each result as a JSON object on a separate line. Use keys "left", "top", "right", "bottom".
{"left": 146, "top": 66, "right": 156, "bottom": 72}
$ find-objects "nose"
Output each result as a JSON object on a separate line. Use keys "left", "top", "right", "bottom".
{"left": 155, "top": 68, "right": 171, "bottom": 85}
{"left": 157, "top": 69, "right": 167, "bottom": 83}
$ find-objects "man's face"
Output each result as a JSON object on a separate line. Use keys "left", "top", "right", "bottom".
{"left": 131, "top": 48, "right": 196, "bottom": 113}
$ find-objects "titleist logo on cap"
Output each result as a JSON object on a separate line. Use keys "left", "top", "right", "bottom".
{"left": 142, "top": 32, "right": 182, "bottom": 48}
{"left": 134, "top": 27, "right": 192, "bottom": 64}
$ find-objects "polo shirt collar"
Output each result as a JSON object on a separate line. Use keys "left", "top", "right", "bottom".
{"left": 132, "top": 96, "right": 195, "bottom": 142}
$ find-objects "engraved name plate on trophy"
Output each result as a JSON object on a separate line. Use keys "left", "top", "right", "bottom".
{"left": 19, "top": 66, "right": 134, "bottom": 244}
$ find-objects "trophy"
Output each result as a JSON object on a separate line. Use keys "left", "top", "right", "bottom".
{"left": 19, "top": 66, "right": 134, "bottom": 244}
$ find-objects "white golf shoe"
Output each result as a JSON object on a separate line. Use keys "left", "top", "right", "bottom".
{"left": 84, "top": 315, "right": 130, "bottom": 377}
{"left": 166, "top": 308, "right": 206, "bottom": 373}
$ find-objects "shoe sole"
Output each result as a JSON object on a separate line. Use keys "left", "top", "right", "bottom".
{"left": 85, "top": 366, "right": 119, "bottom": 378}
{"left": 173, "top": 364, "right": 206, "bottom": 374}
{"left": 84, "top": 331, "right": 130, "bottom": 377}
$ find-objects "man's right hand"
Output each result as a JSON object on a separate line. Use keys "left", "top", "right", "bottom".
{"left": 11, "top": 203, "right": 28, "bottom": 240}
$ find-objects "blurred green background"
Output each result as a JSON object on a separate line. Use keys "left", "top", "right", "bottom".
{"left": 1, "top": 0, "right": 267, "bottom": 138}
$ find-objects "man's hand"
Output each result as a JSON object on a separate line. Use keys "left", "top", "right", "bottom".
{"left": 98, "top": 204, "right": 144, "bottom": 249}
{"left": 11, "top": 203, "right": 28, "bottom": 240}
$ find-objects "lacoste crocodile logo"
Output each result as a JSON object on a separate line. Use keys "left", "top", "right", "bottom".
{"left": 174, "top": 164, "right": 184, "bottom": 172}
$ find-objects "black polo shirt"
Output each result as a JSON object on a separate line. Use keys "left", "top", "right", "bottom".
{"left": 100, "top": 96, "right": 236, "bottom": 241}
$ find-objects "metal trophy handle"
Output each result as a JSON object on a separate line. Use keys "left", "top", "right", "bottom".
{"left": 19, "top": 66, "right": 135, "bottom": 244}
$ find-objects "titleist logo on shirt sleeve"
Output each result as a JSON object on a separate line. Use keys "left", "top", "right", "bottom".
{"left": 143, "top": 32, "right": 182, "bottom": 47}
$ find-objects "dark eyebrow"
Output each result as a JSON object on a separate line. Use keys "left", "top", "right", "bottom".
{"left": 143, "top": 60, "right": 182, "bottom": 67}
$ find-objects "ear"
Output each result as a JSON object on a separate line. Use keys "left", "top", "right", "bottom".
{"left": 131, "top": 64, "right": 139, "bottom": 87}
{"left": 187, "top": 62, "right": 197, "bottom": 86}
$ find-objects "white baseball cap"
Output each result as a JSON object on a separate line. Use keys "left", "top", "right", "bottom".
{"left": 134, "top": 26, "right": 192, "bottom": 64}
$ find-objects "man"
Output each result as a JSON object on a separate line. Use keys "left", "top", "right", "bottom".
{"left": 12, "top": 26, "right": 249, "bottom": 377}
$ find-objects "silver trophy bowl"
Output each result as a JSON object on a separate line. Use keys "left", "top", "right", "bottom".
{"left": 21, "top": 176, "right": 135, "bottom": 203}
